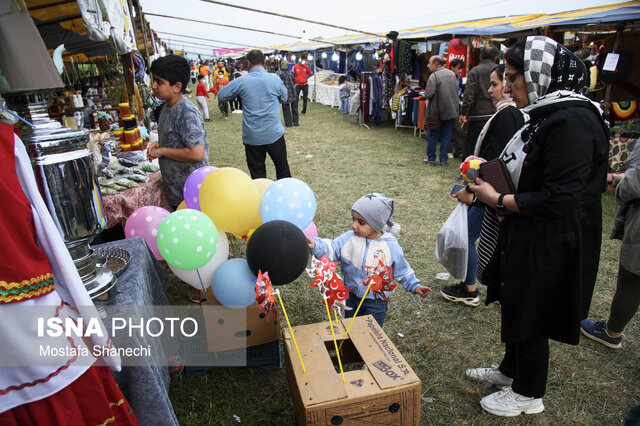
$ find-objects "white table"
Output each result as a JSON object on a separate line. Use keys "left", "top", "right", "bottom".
{"left": 307, "top": 80, "right": 341, "bottom": 108}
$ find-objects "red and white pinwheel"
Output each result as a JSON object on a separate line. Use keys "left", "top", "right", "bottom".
{"left": 307, "top": 255, "right": 349, "bottom": 312}
{"left": 255, "top": 270, "right": 277, "bottom": 319}
{"left": 362, "top": 259, "right": 396, "bottom": 302}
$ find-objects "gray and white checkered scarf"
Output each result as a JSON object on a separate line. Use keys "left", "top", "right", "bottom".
{"left": 525, "top": 35, "right": 588, "bottom": 103}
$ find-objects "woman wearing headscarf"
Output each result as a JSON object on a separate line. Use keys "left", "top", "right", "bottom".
{"left": 465, "top": 36, "right": 609, "bottom": 417}
{"left": 444, "top": 64, "right": 526, "bottom": 307}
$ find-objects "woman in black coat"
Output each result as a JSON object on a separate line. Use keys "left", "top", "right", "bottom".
{"left": 466, "top": 36, "right": 609, "bottom": 417}
{"left": 443, "top": 64, "right": 525, "bottom": 307}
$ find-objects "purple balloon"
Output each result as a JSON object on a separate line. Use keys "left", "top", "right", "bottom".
{"left": 124, "top": 206, "right": 170, "bottom": 260}
{"left": 183, "top": 166, "right": 217, "bottom": 210}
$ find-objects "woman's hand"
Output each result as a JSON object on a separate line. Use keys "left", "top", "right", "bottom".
{"left": 610, "top": 173, "right": 624, "bottom": 188}
{"left": 462, "top": 155, "right": 486, "bottom": 164}
{"left": 454, "top": 187, "right": 475, "bottom": 205}
{"left": 469, "top": 177, "right": 499, "bottom": 206}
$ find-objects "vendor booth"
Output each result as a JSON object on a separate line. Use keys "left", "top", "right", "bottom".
{"left": 0, "top": 0, "right": 181, "bottom": 423}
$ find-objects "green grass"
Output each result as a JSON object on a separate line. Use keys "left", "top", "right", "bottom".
{"left": 166, "top": 92, "right": 638, "bottom": 425}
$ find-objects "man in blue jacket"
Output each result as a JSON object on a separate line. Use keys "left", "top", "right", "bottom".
{"left": 218, "top": 50, "right": 292, "bottom": 179}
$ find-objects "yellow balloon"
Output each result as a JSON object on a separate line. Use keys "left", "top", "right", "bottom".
{"left": 176, "top": 201, "right": 187, "bottom": 210}
{"left": 199, "top": 167, "right": 260, "bottom": 235}
{"left": 251, "top": 178, "right": 273, "bottom": 230}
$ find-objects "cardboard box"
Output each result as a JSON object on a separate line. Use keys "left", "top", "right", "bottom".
{"left": 283, "top": 315, "right": 421, "bottom": 425}
{"left": 202, "top": 288, "right": 280, "bottom": 352}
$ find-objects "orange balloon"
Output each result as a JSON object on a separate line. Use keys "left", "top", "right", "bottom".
{"left": 176, "top": 201, "right": 187, "bottom": 210}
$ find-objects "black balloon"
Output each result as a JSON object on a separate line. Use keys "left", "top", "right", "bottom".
{"left": 246, "top": 220, "right": 310, "bottom": 285}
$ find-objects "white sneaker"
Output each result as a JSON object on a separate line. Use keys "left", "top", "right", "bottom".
{"left": 465, "top": 365, "right": 513, "bottom": 387}
{"left": 480, "top": 387, "right": 544, "bottom": 417}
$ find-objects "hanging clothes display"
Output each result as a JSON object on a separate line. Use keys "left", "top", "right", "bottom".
{"left": 359, "top": 72, "right": 383, "bottom": 125}
{"left": 360, "top": 74, "right": 370, "bottom": 124}
{"left": 391, "top": 87, "right": 408, "bottom": 112}
{"left": 382, "top": 60, "right": 393, "bottom": 111}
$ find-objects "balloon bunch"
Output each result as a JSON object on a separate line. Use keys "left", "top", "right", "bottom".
{"left": 123, "top": 167, "right": 317, "bottom": 373}
{"left": 306, "top": 255, "right": 349, "bottom": 312}
{"left": 125, "top": 166, "right": 317, "bottom": 308}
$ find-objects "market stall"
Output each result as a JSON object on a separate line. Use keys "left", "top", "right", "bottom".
{"left": 307, "top": 70, "right": 343, "bottom": 107}
{"left": 102, "top": 170, "right": 170, "bottom": 229}
{"left": 0, "top": 2, "right": 180, "bottom": 422}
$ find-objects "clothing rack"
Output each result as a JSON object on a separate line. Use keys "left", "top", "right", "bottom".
{"left": 394, "top": 87, "right": 416, "bottom": 134}
{"left": 358, "top": 71, "right": 379, "bottom": 129}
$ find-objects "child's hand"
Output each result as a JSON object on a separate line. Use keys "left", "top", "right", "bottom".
{"left": 306, "top": 236, "right": 316, "bottom": 251}
{"left": 147, "top": 142, "right": 160, "bottom": 161}
{"left": 414, "top": 285, "right": 432, "bottom": 298}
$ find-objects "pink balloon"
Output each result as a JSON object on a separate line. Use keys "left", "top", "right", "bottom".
{"left": 124, "top": 206, "right": 170, "bottom": 260}
{"left": 183, "top": 166, "right": 218, "bottom": 210}
{"left": 303, "top": 221, "right": 318, "bottom": 239}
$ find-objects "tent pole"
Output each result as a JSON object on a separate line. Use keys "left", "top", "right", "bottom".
{"left": 313, "top": 50, "right": 317, "bottom": 103}
{"left": 121, "top": 53, "right": 137, "bottom": 115}
{"left": 465, "top": 38, "right": 470, "bottom": 75}
{"left": 132, "top": 0, "right": 151, "bottom": 67}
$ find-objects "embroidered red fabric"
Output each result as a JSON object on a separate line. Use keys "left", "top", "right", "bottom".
{"left": 0, "top": 366, "right": 140, "bottom": 425}
{"left": 0, "top": 122, "right": 54, "bottom": 303}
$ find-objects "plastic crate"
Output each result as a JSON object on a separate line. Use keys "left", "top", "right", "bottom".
{"left": 184, "top": 339, "right": 282, "bottom": 378}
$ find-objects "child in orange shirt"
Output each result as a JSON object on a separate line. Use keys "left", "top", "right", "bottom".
{"left": 210, "top": 70, "right": 230, "bottom": 119}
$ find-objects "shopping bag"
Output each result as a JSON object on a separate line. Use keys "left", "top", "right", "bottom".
{"left": 436, "top": 203, "right": 468, "bottom": 280}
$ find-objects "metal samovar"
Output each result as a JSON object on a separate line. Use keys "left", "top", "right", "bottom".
{"left": 4, "top": 90, "right": 115, "bottom": 299}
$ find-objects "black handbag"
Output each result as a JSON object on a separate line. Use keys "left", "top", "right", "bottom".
{"left": 597, "top": 35, "right": 634, "bottom": 83}
{"left": 598, "top": 51, "right": 633, "bottom": 82}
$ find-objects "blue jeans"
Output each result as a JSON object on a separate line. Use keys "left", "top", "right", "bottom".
{"left": 426, "top": 118, "right": 454, "bottom": 163}
{"left": 340, "top": 97, "right": 349, "bottom": 114}
{"left": 463, "top": 204, "right": 485, "bottom": 285}
{"left": 345, "top": 292, "right": 388, "bottom": 327}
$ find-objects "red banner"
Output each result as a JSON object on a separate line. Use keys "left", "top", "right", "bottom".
{"left": 446, "top": 44, "right": 467, "bottom": 78}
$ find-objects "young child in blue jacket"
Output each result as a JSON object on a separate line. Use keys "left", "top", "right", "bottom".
{"left": 307, "top": 193, "right": 431, "bottom": 326}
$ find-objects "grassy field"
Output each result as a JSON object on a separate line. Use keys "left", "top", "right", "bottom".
{"left": 166, "top": 92, "right": 639, "bottom": 425}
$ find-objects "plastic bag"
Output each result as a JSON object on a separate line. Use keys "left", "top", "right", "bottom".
{"left": 436, "top": 203, "right": 468, "bottom": 280}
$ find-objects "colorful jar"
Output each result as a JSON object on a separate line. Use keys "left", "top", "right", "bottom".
{"left": 113, "top": 128, "right": 124, "bottom": 144}
{"left": 130, "top": 139, "right": 145, "bottom": 151}
{"left": 119, "top": 102, "right": 131, "bottom": 117}
{"left": 124, "top": 129, "right": 137, "bottom": 144}
{"left": 122, "top": 115, "right": 137, "bottom": 130}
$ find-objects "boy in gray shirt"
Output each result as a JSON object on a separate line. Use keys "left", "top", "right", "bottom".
{"left": 148, "top": 55, "right": 209, "bottom": 209}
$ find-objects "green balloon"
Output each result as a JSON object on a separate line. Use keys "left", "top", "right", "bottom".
{"left": 156, "top": 209, "right": 219, "bottom": 270}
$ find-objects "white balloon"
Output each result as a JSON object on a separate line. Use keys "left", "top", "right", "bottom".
{"left": 169, "top": 230, "right": 229, "bottom": 289}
